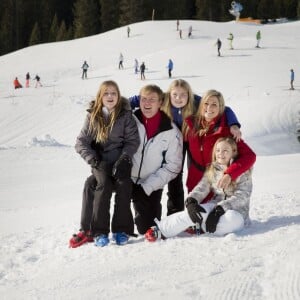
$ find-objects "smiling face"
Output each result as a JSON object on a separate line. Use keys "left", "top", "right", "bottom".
{"left": 170, "top": 86, "right": 189, "bottom": 108}
{"left": 201, "top": 95, "right": 220, "bottom": 121}
{"left": 214, "top": 140, "right": 235, "bottom": 166}
{"left": 140, "top": 91, "right": 162, "bottom": 118}
{"left": 102, "top": 85, "right": 119, "bottom": 112}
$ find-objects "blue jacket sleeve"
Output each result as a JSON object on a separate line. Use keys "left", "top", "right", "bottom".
{"left": 128, "top": 95, "right": 140, "bottom": 110}
{"left": 224, "top": 106, "right": 241, "bottom": 128}
{"left": 194, "top": 94, "right": 241, "bottom": 128}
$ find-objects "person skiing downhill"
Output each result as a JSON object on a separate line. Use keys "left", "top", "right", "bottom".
{"left": 81, "top": 61, "right": 89, "bottom": 79}
{"left": 34, "top": 74, "right": 42, "bottom": 87}
{"left": 140, "top": 62, "right": 146, "bottom": 80}
{"left": 290, "top": 69, "right": 295, "bottom": 90}
{"left": 256, "top": 30, "right": 261, "bottom": 48}
{"left": 134, "top": 59, "right": 139, "bottom": 74}
{"left": 167, "top": 59, "right": 174, "bottom": 78}
{"left": 13, "top": 77, "right": 22, "bottom": 89}
{"left": 228, "top": 33, "right": 234, "bottom": 49}
{"left": 25, "top": 72, "right": 30, "bottom": 88}
{"left": 216, "top": 38, "right": 222, "bottom": 56}
{"left": 119, "top": 53, "right": 124, "bottom": 69}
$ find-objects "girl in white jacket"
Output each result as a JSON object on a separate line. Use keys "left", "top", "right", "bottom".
{"left": 145, "top": 136, "right": 254, "bottom": 241}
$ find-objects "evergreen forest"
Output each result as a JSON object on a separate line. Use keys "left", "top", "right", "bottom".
{"left": 0, "top": 0, "right": 299, "bottom": 56}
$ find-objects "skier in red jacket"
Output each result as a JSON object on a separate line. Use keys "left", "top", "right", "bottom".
{"left": 13, "top": 77, "right": 22, "bottom": 89}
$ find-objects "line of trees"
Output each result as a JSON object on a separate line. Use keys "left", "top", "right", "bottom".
{"left": 0, "top": 0, "right": 299, "bottom": 56}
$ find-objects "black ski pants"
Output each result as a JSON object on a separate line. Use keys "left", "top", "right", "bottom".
{"left": 166, "top": 172, "right": 184, "bottom": 216}
{"left": 132, "top": 183, "right": 163, "bottom": 234}
{"left": 166, "top": 142, "right": 187, "bottom": 215}
{"left": 80, "top": 169, "right": 134, "bottom": 236}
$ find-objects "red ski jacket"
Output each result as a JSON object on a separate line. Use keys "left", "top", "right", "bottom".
{"left": 185, "top": 114, "right": 256, "bottom": 193}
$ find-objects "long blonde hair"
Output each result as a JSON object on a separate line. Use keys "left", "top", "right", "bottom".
{"left": 184, "top": 89, "right": 225, "bottom": 138}
{"left": 88, "top": 80, "right": 122, "bottom": 143}
{"left": 206, "top": 136, "right": 238, "bottom": 188}
{"left": 162, "top": 79, "right": 194, "bottom": 133}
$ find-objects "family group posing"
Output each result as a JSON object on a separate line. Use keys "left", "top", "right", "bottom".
{"left": 69, "top": 79, "right": 256, "bottom": 248}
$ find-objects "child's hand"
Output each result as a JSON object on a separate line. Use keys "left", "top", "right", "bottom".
{"left": 230, "top": 125, "right": 241, "bottom": 142}
{"left": 217, "top": 174, "right": 232, "bottom": 190}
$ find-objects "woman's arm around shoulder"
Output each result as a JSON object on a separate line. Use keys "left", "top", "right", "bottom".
{"left": 225, "top": 139, "right": 256, "bottom": 181}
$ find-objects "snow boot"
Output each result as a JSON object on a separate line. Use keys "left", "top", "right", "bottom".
{"left": 94, "top": 234, "right": 109, "bottom": 247}
{"left": 69, "top": 230, "right": 93, "bottom": 248}
{"left": 145, "top": 226, "right": 162, "bottom": 242}
{"left": 112, "top": 232, "right": 129, "bottom": 245}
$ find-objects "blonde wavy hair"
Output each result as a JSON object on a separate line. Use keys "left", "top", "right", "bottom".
{"left": 88, "top": 80, "right": 122, "bottom": 143}
{"left": 161, "top": 79, "right": 194, "bottom": 133}
{"left": 184, "top": 89, "right": 225, "bottom": 138}
{"left": 206, "top": 136, "right": 238, "bottom": 189}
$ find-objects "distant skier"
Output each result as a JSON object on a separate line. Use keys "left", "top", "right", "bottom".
{"left": 140, "top": 62, "right": 146, "bottom": 80}
{"left": 127, "top": 26, "right": 130, "bottom": 38}
{"left": 134, "top": 59, "right": 139, "bottom": 74}
{"left": 256, "top": 30, "right": 261, "bottom": 48}
{"left": 34, "top": 74, "right": 42, "bottom": 87}
{"left": 188, "top": 26, "right": 192, "bottom": 38}
{"left": 81, "top": 61, "right": 89, "bottom": 79}
{"left": 228, "top": 33, "right": 234, "bottom": 49}
{"left": 13, "top": 77, "right": 22, "bottom": 89}
{"left": 176, "top": 20, "right": 180, "bottom": 31}
{"left": 119, "top": 53, "right": 124, "bottom": 69}
{"left": 167, "top": 59, "right": 174, "bottom": 78}
{"left": 25, "top": 72, "right": 30, "bottom": 88}
{"left": 216, "top": 38, "right": 222, "bottom": 56}
{"left": 179, "top": 29, "right": 182, "bottom": 39}
{"left": 290, "top": 69, "right": 295, "bottom": 90}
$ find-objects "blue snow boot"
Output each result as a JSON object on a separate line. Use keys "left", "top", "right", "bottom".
{"left": 112, "top": 232, "right": 129, "bottom": 245}
{"left": 94, "top": 234, "right": 109, "bottom": 247}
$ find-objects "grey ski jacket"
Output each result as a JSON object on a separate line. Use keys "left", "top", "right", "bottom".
{"left": 189, "top": 162, "right": 253, "bottom": 224}
{"left": 75, "top": 98, "right": 140, "bottom": 164}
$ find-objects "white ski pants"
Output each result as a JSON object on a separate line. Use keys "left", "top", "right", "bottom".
{"left": 155, "top": 203, "right": 244, "bottom": 238}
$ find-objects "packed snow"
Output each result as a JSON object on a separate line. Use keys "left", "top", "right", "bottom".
{"left": 0, "top": 20, "right": 299, "bottom": 300}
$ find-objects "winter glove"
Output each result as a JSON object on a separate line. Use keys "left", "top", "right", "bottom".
{"left": 90, "top": 160, "right": 112, "bottom": 186}
{"left": 205, "top": 205, "right": 225, "bottom": 233}
{"left": 112, "top": 154, "right": 132, "bottom": 180}
{"left": 88, "top": 158, "right": 100, "bottom": 169}
{"left": 185, "top": 197, "right": 206, "bottom": 225}
{"left": 132, "top": 184, "right": 145, "bottom": 202}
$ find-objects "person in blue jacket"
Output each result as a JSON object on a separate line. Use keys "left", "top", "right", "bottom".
{"left": 290, "top": 69, "right": 295, "bottom": 90}
{"left": 128, "top": 79, "right": 241, "bottom": 216}
{"left": 167, "top": 59, "right": 174, "bottom": 78}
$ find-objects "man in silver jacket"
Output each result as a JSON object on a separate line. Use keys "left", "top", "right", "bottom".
{"left": 131, "top": 84, "right": 183, "bottom": 234}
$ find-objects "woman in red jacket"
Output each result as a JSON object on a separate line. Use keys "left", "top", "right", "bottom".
{"left": 184, "top": 89, "right": 256, "bottom": 194}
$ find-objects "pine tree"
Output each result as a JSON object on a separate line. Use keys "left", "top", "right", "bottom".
{"left": 284, "top": 0, "right": 298, "bottom": 19}
{"left": 56, "top": 20, "right": 68, "bottom": 41}
{"left": 0, "top": 3, "right": 14, "bottom": 55}
{"left": 39, "top": 0, "right": 54, "bottom": 42}
{"left": 119, "top": 0, "right": 131, "bottom": 26}
{"left": 100, "top": 0, "right": 120, "bottom": 31}
{"left": 29, "top": 22, "right": 41, "bottom": 46}
{"left": 49, "top": 14, "right": 59, "bottom": 42}
{"left": 73, "top": 0, "right": 100, "bottom": 39}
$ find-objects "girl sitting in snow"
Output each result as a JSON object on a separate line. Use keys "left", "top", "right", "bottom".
{"left": 145, "top": 136, "right": 254, "bottom": 241}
